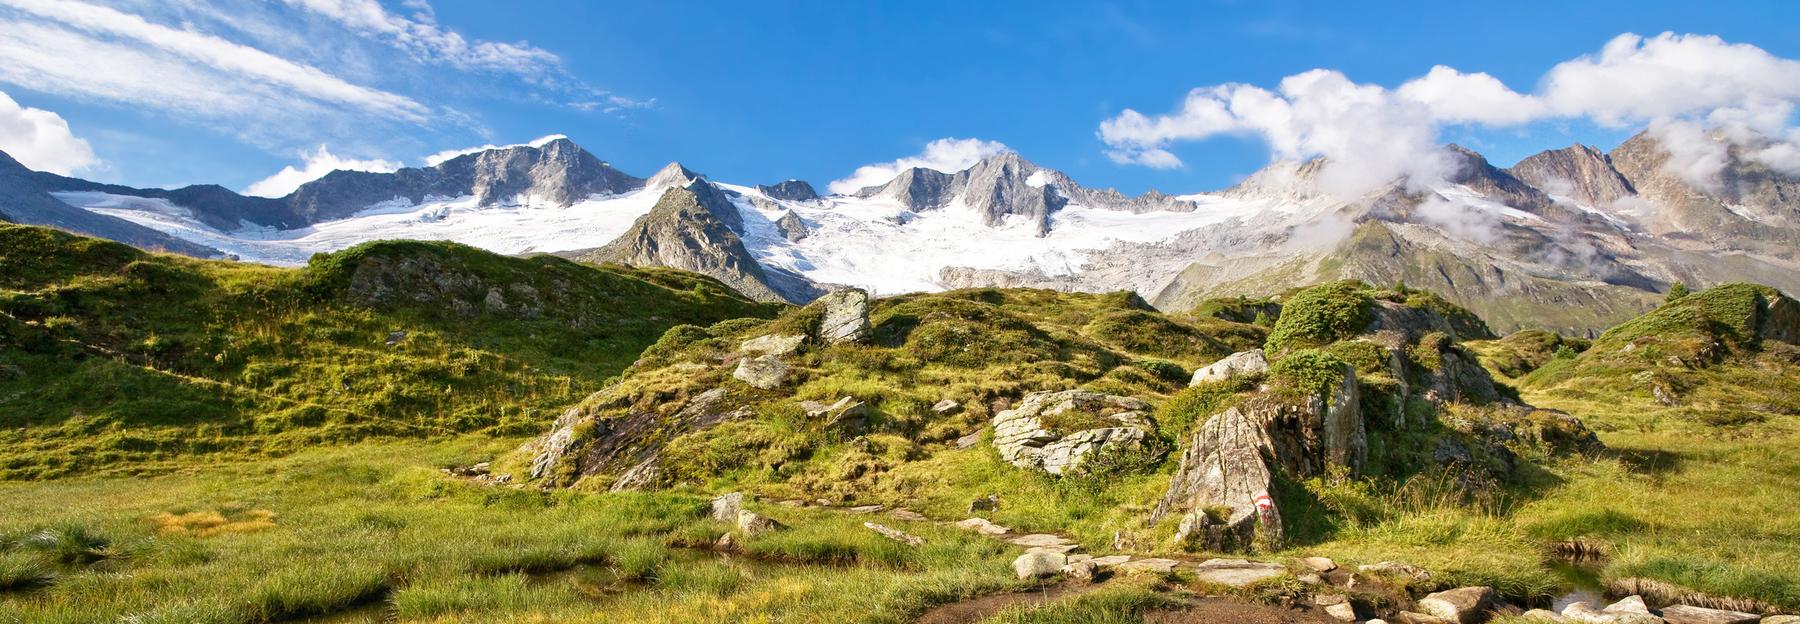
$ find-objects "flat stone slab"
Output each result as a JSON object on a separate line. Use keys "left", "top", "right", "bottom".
{"left": 1193, "top": 558, "right": 1288, "bottom": 587}
{"left": 953, "top": 517, "right": 1012, "bottom": 536}
{"left": 846, "top": 504, "right": 885, "bottom": 514}
{"left": 1008, "top": 533, "right": 1076, "bottom": 548}
{"left": 1024, "top": 543, "right": 1084, "bottom": 555}
{"left": 1659, "top": 605, "right": 1761, "bottom": 624}
{"left": 1089, "top": 555, "right": 1132, "bottom": 568}
{"left": 887, "top": 508, "right": 928, "bottom": 521}
{"left": 1113, "top": 558, "right": 1181, "bottom": 574}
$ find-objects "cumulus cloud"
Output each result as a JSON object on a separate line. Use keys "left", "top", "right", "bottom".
{"left": 245, "top": 145, "right": 401, "bottom": 197}
{"left": 827, "top": 138, "right": 1011, "bottom": 195}
{"left": 422, "top": 134, "right": 568, "bottom": 166}
{"left": 0, "top": 89, "right": 96, "bottom": 175}
{"left": 1100, "top": 31, "right": 1800, "bottom": 196}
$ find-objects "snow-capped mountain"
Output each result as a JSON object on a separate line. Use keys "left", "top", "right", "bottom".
{"left": 7, "top": 132, "right": 1799, "bottom": 334}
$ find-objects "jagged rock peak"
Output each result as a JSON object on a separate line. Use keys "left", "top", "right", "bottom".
{"left": 758, "top": 179, "right": 818, "bottom": 202}
{"left": 1507, "top": 143, "right": 1637, "bottom": 209}
{"left": 1220, "top": 158, "right": 1331, "bottom": 201}
{"left": 646, "top": 162, "right": 706, "bottom": 190}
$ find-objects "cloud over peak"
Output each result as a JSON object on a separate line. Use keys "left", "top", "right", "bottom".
{"left": 1100, "top": 32, "right": 1800, "bottom": 195}
{"left": 245, "top": 145, "right": 401, "bottom": 197}
{"left": 827, "top": 138, "right": 1011, "bottom": 195}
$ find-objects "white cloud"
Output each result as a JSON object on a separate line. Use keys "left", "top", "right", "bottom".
{"left": 422, "top": 133, "right": 567, "bottom": 166}
{"left": 1100, "top": 31, "right": 1800, "bottom": 196}
{"left": 0, "top": 88, "right": 96, "bottom": 175}
{"left": 827, "top": 138, "right": 1011, "bottom": 195}
{"left": 0, "top": 0, "right": 429, "bottom": 121}
{"left": 245, "top": 145, "right": 401, "bottom": 197}
{"left": 283, "top": 0, "right": 651, "bottom": 110}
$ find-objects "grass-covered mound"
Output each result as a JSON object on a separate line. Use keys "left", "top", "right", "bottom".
{"left": 0, "top": 225, "right": 781, "bottom": 478}
{"left": 1463, "top": 330, "right": 1590, "bottom": 380}
{"left": 1518, "top": 282, "right": 1799, "bottom": 429}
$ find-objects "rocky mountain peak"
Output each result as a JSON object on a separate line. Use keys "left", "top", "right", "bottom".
{"left": 757, "top": 179, "right": 818, "bottom": 202}
{"left": 1507, "top": 143, "right": 1636, "bottom": 209}
{"left": 646, "top": 162, "right": 705, "bottom": 190}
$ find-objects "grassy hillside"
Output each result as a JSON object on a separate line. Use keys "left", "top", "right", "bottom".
{"left": 0, "top": 225, "right": 782, "bottom": 478}
{"left": 1492, "top": 284, "right": 1800, "bottom": 611}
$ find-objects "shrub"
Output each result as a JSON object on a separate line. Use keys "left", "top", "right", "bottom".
{"left": 1265, "top": 281, "right": 1373, "bottom": 354}
{"left": 1268, "top": 350, "right": 1349, "bottom": 399}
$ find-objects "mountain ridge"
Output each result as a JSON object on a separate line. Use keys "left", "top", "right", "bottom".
{"left": 11, "top": 129, "right": 1800, "bottom": 333}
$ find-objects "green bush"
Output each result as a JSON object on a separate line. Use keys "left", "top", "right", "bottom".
{"left": 1265, "top": 281, "right": 1373, "bottom": 354}
{"left": 1268, "top": 350, "right": 1350, "bottom": 399}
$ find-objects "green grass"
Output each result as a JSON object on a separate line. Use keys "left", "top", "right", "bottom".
{"left": 0, "top": 440, "right": 1030, "bottom": 624}
{"left": 0, "top": 225, "right": 782, "bottom": 478}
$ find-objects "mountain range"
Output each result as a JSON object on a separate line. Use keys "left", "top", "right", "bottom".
{"left": 3, "top": 131, "right": 1796, "bottom": 335}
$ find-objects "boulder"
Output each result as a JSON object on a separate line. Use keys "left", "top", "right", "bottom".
{"left": 932, "top": 399, "right": 963, "bottom": 415}
{"left": 992, "top": 390, "right": 1156, "bottom": 476}
{"left": 710, "top": 492, "right": 745, "bottom": 523}
{"left": 733, "top": 354, "right": 792, "bottom": 389}
{"left": 1521, "top": 609, "right": 1570, "bottom": 622}
{"left": 954, "top": 431, "right": 983, "bottom": 449}
{"left": 740, "top": 333, "right": 805, "bottom": 356}
{"left": 806, "top": 397, "right": 870, "bottom": 433}
{"left": 1562, "top": 602, "right": 1661, "bottom": 624}
{"left": 1326, "top": 602, "right": 1358, "bottom": 622}
{"left": 1191, "top": 349, "right": 1269, "bottom": 385}
{"left": 1398, "top": 613, "right": 1454, "bottom": 624}
{"left": 968, "top": 494, "right": 1000, "bottom": 512}
{"left": 1417, "top": 586, "right": 1495, "bottom": 624}
{"left": 1660, "top": 606, "right": 1760, "bottom": 624}
{"left": 816, "top": 289, "right": 871, "bottom": 345}
{"left": 1149, "top": 366, "right": 1364, "bottom": 551}
{"left": 1061, "top": 560, "right": 1100, "bottom": 582}
{"left": 1013, "top": 551, "right": 1066, "bottom": 579}
{"left": 1192, "top": 558, "right": 1287, "bottom": 587}
{"left": 1605, "top": 596, "right": 1652, "bottom": 616}
{"left": 736, "top": 510, "right": 784, "bottom": 536}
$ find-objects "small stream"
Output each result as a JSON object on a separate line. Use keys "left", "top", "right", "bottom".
{"left": 1547, "top": 558, "right": 1608, "bottom": 611}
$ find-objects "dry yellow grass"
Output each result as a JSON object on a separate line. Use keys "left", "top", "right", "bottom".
{"left": 149, "top": 509, "right": 278, "bottom": 537}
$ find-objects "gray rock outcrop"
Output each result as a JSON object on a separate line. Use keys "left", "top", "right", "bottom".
{"left": 1150, "top": 364, "right": 1364, "bottom": 551}
{"left": 1190, "top": 349, "right": 1269, "bottom": 385}
{"left": 816, "top": 288, "right": 872, "bottom": 344}
{"left": 733, "top": 355, "right": 793, "bottom": 389}
{"left": 991, "top": 390, "right": 1156, "bottom": 476}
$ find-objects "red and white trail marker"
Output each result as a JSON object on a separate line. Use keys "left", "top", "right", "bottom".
{"left": 1253, "top": 491, "right": 1274, "bottom": 515}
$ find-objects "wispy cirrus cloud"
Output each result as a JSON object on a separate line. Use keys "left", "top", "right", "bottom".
{"left": 0, "top": 0, "right": 430, "bottom": 121}
{"left": 281, "top": 0, "right": 653, "bottom": 111}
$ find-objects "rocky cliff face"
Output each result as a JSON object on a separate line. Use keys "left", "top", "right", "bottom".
{"left": 575, "top": 184, "right": 808, "bottom": 303}
{"left": 287, "top": 138, "right": 644, "bottom": 224}
{"left": 1608, "top": 131, "right": 1800, "bottom": 252}
{"left": 1506, "top": 143, "right": 1636, "bottom": 209}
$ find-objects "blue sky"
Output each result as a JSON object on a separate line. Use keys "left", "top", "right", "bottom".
{"left": 0, "top": 0, "right": 1796, "bottom": 196}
